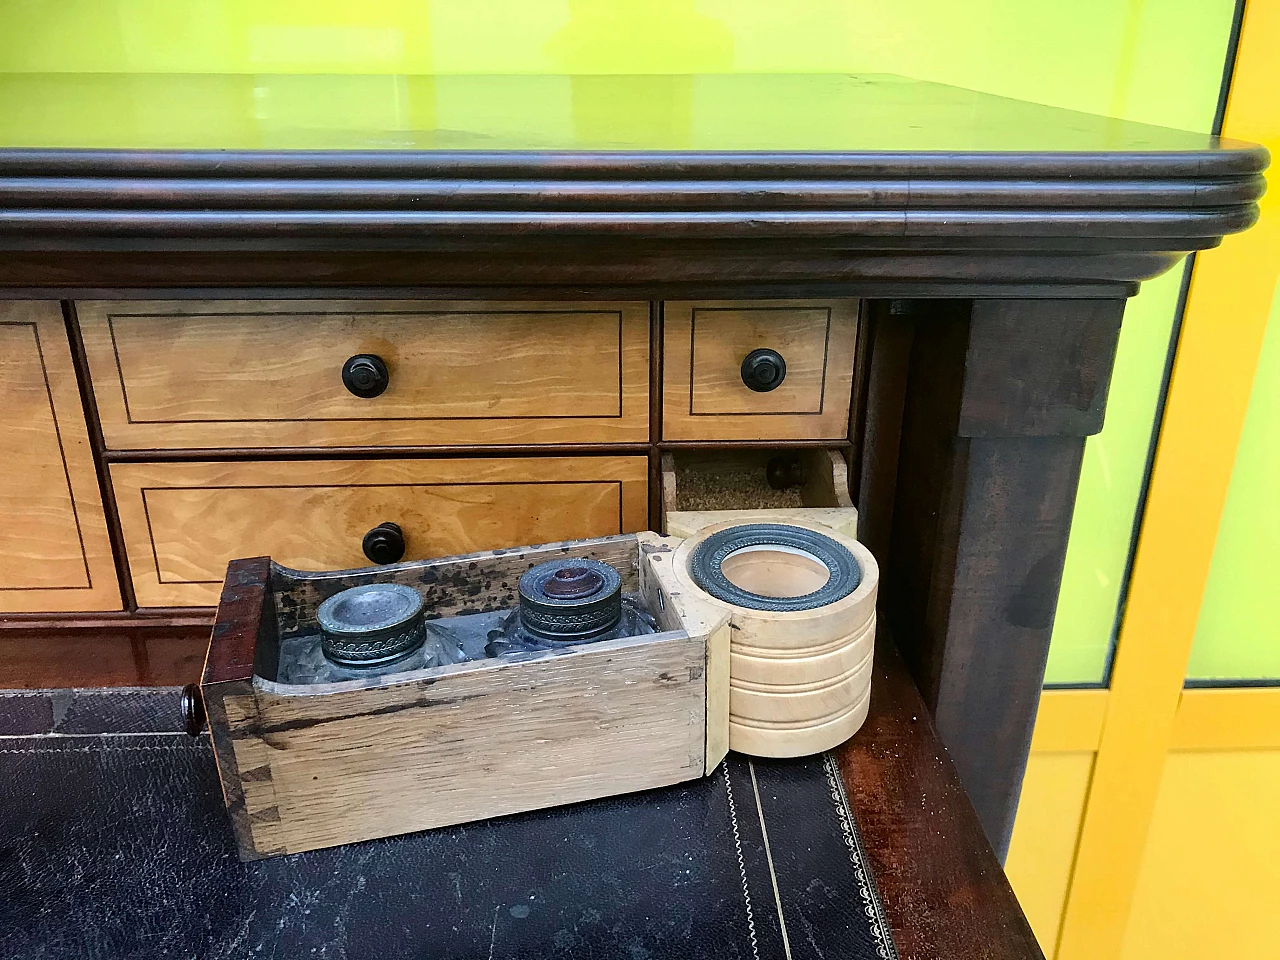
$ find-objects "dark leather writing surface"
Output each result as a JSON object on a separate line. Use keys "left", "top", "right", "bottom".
{"left": 0, "top": 736, "right": 896, "bottom": 960}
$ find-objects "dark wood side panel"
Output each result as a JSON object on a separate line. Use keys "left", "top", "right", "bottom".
{"left": 855, "top": 301, "right": 921, "bottom": 563}
{"left": 883, "top": 297, "right": 1124, "bottom": 857}
{"left": 958, "top": 299, "right": 1126, "bottom": 437}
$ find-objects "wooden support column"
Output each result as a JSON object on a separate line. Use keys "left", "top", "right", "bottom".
{"left": 882, "top": 298, "right": 1125, "bottom": 857}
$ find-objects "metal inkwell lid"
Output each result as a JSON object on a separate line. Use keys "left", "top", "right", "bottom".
{"left": 317, "top": 582, "right": 427, "bottom": 668}
{"left": 516, "top": 558, "right": 623, "bottom": 642}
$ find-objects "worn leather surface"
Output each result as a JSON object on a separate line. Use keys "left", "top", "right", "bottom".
{"left": 0, "top": 735, "right": 896, "bottom": 960}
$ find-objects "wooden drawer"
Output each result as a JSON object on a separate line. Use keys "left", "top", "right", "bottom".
{"left": 662, "top": 300, "right": 859, "bottom": 441}
{"left": 0, "top": 302, "right": 120, "bottom": 612}
{"left": 659, "top": 447, "right": 857, "bottom": 539}
{"left": 79, "top": 300, "right": 650, "bottom": 450}
{"left": 110, "top": 456, "right": 649, "bottom": 608}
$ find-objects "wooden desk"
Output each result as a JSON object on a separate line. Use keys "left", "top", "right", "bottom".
{"left": 0, "top": 72, "right": 1265, "bottom": 862}
{"left": 0, "top": 633, "right": 1041, "bottom": 960}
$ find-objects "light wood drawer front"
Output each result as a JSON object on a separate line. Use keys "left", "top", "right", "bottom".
{"left": 111, "top": 457, "right": 649, "bottom": 608}
{"left": 662, "top": 300, "right": 859, "bottom": 441}
{"left": 0, "top": 303, "right": 120, "bottom": 612}
{"left": 79, "top": 300, "right": 650, "bottom": 450}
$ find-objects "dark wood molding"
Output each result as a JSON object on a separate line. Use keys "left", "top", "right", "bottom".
{"left": 60, "top": 300, "right": 137, "bottom": 611}
{"left": 0, "top": 140, "right": 1262, "bottom": 291}
{"left": 0, "top": 609, "right": 213, "bottom": 629}
{"left": 0, "top": 251, "right": 1159, "bottom": 299}
{"left": 0, "top": 143, "right": 1264, "bottom": 179}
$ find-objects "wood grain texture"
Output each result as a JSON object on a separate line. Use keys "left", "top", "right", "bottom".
{"left": 228, "top": 630, "right": 706, "bottom": 858}
{"left": 78, "top": 300, "right": 649, "bottom": 450}
{"left": 203, "top": 535, "right": 719, "bottom": 859}
{"left": 0, "top": 301, "right": 120, "bottom": 612}
{"left": 957, "top": 299, "right": 1126, "bottom": 437}
{"left": 201, "top": 556, "right": 274, "bottom": 858}
{"left": 729, "top": 684, "right": 871, "bottom": 758}
{"left": 0, "top": 619, "right": 208, "bottom": 687}
{"left": 111, "top": 456, "right": 648, "bottom": 608}
{"left": 662, "top": 300, "right": 858, "bottom": 441}
{"left": 637, "top": 532, "right": 732, "bottom": 775}
{"left": 835, "top": 634, "right": 1045, "bottom": 960}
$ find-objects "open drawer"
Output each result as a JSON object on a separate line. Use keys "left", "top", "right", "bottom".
{"left": 660, "top": 448, "right": 858, "bottom": 539}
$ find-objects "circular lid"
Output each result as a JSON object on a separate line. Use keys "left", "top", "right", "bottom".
{"left": 542, "top": 565, "right": 606, "bottom": 600}
{"left": 688, "top": 523, "right": 861, "bottom": 613}
{"left": 317, "top": 583, "right": 425, "bottom": 637}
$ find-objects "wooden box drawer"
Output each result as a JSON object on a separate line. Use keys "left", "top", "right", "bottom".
{"left": 79, "top": 300, "right": 650, "bottom": 450}
{"left": 110, "top": 456, "right": 649, "bottom": 608}
{"left": 659, "top": 447, "right": 858, "bottom": 539}
{"left": 662, "top": 300, "right": 859, "bottom": 441}
{"left": 0, "top": 302, "right": 120, "bottom": 612}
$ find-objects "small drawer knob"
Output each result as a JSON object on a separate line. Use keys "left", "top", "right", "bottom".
{"left": 741, "top": 348, "right": 787, "bottom": 393}
{"left": 766, "top": 454, "right": 808, "bottom": 491}
{"left": 362, "top": 522, "right": 406, "bottom": 565}
{"left": 342, "top": 354, "right": 390, "bottom": 399}
{"left": 181, "top": 683, "right": 206, "bottom": 737}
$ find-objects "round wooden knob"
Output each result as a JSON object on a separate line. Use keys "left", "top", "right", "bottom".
{"left": 741, "top": 348, "right": 786, "bottom": 392}
{"left": 362, "top": 522, "right": 406, "bottom": 565}
{"left": 181, "top": 683, "right": 206, "bottom": 737}
{"left": 342, "top": 354, "right": 389, "bottom": 398}
{"left": 766, "top": 454, "right": 807, "bottom": 490}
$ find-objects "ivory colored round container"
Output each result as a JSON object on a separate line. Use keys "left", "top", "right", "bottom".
{"left": 671, "top": 517, "right": 879, "bottom": 759}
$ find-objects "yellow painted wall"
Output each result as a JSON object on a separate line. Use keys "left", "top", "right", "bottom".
{"left": 1120, "top": 749, "right": 1280, "bottom": 960}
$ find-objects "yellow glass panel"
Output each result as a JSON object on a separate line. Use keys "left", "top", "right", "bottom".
{"left": 1006, "top": 751, "right": 1096, "bottom": 954}
{"left": 1120, "top": 749, "right": 1280, "bottom": 960}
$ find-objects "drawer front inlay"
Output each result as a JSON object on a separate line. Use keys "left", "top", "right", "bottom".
{"left": 0, "top": 303, "right": 120, "bottom": 611}
{"left": 662, "top": 300, "right": 859, "bottom": 441}
{"left": 79, "top": 300, "right": 650, "bottom": 449}
{"left": 111, "top": 457, "right": 649, "bottom": 608}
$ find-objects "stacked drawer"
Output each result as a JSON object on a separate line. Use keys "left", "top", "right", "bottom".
{"left": 77, "top": 301, "right": 653, "bottom": 609}
{"left": 0, "top": 298, "right": 860, "bottom": 613}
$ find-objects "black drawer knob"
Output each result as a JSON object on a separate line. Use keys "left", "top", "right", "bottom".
{"left": 362, "top": 522, "right": 406, "bottom": 565}
{"left": 342, "top": 354, "right": 390, "bottom": 399}
{"left": 181, "top": 683, "right": 206, "bottom": 737}
{"left": 741, "top": 348, "right": 787, "bottom": 392}
{"left": 766, "top": 454, "right": 808, "bottom": 491}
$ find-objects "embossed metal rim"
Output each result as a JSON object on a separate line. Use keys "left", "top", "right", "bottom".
{"left": 518, "top": 558, "right": 623, "bottom": 641}
{"left": 689, "top": 523, "right": 861, "bottom": 612}
{"left": 317, "top": 583, "right": 426, "bottom": 667}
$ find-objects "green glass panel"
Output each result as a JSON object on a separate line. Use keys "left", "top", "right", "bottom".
{"left": 0, "top": 72, "right": 1239, "bottom": 152}
{"left": 1187, "top": 282, "right": 1280, "bottom": 682}
{"left": 0, "top": 0, "right": 1243, "bottom": 683}
{"left": 1044, "top": 268, "right": 1185, "bottom": 683}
